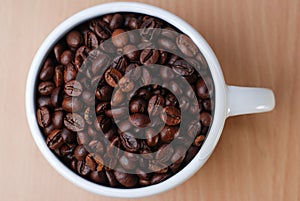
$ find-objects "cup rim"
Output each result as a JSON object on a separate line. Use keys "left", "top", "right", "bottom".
{"left": 26, "top": 2, "right": 228, "bottom": 198}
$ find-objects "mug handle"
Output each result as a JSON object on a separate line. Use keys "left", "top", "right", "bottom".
{"left": 227, "top": 86, "right": 275, "bottom": 117}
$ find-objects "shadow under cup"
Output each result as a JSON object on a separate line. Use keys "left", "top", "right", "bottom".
{"left": 34, "top": 13, "right": 215, "bottom": 189}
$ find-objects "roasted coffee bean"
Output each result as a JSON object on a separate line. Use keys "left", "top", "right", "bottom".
{"left": 53, "top": 44, "right": 65, "bottom": 63}
{"left": 140, "top": 49, "right": 159, "bottom": 65}
{"left": 74, "top": 46, "right": 90, "bottom": 72}
{"left": 61, "top": 127, "right": 76, "bottom": 144}
{"left": 46, "top": 129, "right": 64, "bottom": 149}
{"left": 54, "top": 65, "right": 64, "bottom": 87}
{"left": 66, "top": 30, "right": 82, "bottom": 48}
{"left": 187, "top": 120, "right": 201, "bottom": 138}
{"left": 76, "top": 160, "right": 90, "bottom": 176}
{"left": 128, "top": 17, "right": 140, "bottom": 29}
{"left": 39, "top": 58, "right": 53, "bottom": 81}
{"left": 104, "top": 68, "right": 122, "bottom": 88}
{"left": 203, "top": 99, "right": 213, "bottom": 111}
{"left": 81, "top": 90, "right": 94, "bottom": 105}
{"left": 110, "top": 14, "right": 124, "bottom": 30}
{"left": 196, "top": 79, "right": 210, "bottom": 99}
{"left": 156, "top": 144, "right": 174, "bottom": 162}
{"left": 94, "top": 115, "right": 111, "bottom": 133}
{"left": 64, "top": 63, "right": 77, "bottom": 83}
{"left": 84, "top": 31, "right": 98, "bottom": 49}
{"left": 148, "top": 95, "right": 165, "bottom": 116}
{"left": 140, "top": 17, "right": 162, "bottom": 40}
{"left": 64, "top": 113, "right": 85, "bottom": 132}
{"left": 176, "top": 34, "right": 198, "bottom": 57}
{"left": 194, "top": 135, "right": 205, "bottom": 146}
{"left": 119, "top": 155, "right": 136, "bottom": 170}
{"left": 173, "top": 59, "right": 194, "bottom": 76}
{"left": 160, "top": 125, "right": 178, "bottom": 143}
{"left": 112, "top": 29, "right": 128, "bottom": 48}
{"left": 120, "top": 132, "right": 139, "bottom": 152}
{"left": 92, "top": 20, "right": 111, "bottom": 39}
{"left": 77, "top": 131, "right": 90, "bottom": 145}
{"left": 171, "top": 145, "right": 186, "bottom": 164}
{"left": 114, "top": 170, "right": 138, "bottom": 188}
{"left": 84, "top": 107, "right": 94, "bottom": 125}
{"left": 64, "top": 80, "right": 83, "bottom": 97}
{"left": 95, "top": 85, "right": 113, "bottom": 102}
{"left": 86, "top": 153, "right": 104, "bottom": 171}
{"left": 157, "top": 37, "right": 177, "bottom": 51}
{"left": 95, "top": 102, "right": 110, "bottom": 115}
{"left": 123, "top": 44, "right": 139, "bottom": 61}
{"left": 119, "top": 77, "right": 134, "bottom": 92}
{"left": 43, "top": 124, "right": 55, "bottom": 136}
{"left": 150, "top": 173, "right": 170, "bottom": 184}
{"left": 129, "top": 113, "right": 150, "bottom": 128}
{"left": 148, "top": 160, "right": 169, "bottom": 173}
{"left": 91, "top": 53, "right": 111, "bottom": 75}
{"left": 111, "top": 89, "right": 124, "bottom": 106}
{"left": 52, "top": 110, "right": 64, "bottom": 129}
{"left": 165, "top": 93, "right": 178, "bottom": 107}
{"left": 74, "top": 144, "right": 88, "bottom": 161}
{"left": 200, "top": 112, "right": 212, "bottom": 127}
{"left": 60, "top": 144, "right": 75, "bottom": 158}
{"left": 62, "top": 97, "right": 82, "bottom": 112}
{"left": 51, "top": 87, "right": 63, "bottom": 107}
{"left": 37, "top": 107, "right": 51, "bottom": 128}
{"left": 90, "top": 171, "right": 108, "bottom": 184}
{"left": 145, "top": 128, "right": 159, "bottom": 147}
{"left": 38, "top": 81, "right": 55, "bottom": 96}
{"left": 184, "top": 146, "right": 199, "bottom": 164}
{"left": 106, "top": 170, "right": 119, "bottom": 187}
{"left": 60, "top": 50, "right": 73, "bottom": 65}
{"left": 37, "top": 96, "right": 52, "bottom": 108}
{"left": 161, "top": 106, "right": 181, "bottom": 126}
{"left": 135, "top": 88, "right": 151, "bottom": 100}
{"left": 130, "top": 98, "right": 147, "bottom": 114}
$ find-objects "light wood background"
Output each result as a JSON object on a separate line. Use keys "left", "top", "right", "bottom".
{"left": 0, "top": 0, "right": 299, "bottom": 200}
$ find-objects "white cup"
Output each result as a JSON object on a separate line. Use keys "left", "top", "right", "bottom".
{"left": 26, "top": 2, "right": 275, "bottom": 198}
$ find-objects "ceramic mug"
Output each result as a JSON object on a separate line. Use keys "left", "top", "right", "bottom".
{"left": 25, "top": 2, "right": 275, "bottom": 198}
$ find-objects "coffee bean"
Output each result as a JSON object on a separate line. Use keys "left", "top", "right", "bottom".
{"left": 161, "top": 106, "right": 181, "bottom": 126}
{"left": 172, "top": 60, "right": 194, "bottom": 76}
{"left": 129, "top": 113, "right": 150, "bottom": 128}
{"left": 52, "top": 111, "right": 64, "bottom": 129}
{"left": 90, "top": 171, "right": 108, "bottom": 184}
{"left": 60, "top": 144, "right": 75, "bottom": 158}
{"left": 150, "top": 173, "right": 170, "bottom": 184}
{"left": 54, "top": 65, "right": 64, "bottom": 87}
{"left": 200, "top": 112, "right": 212, "bottom": 127}
{"left": 91, "top": 53, "right": 111, "bottom": 75}
{"left": 120, "top": 132, "right": 139, "bottom": 152}
{"left": 114, "top": 170, "right": 138, "bottom": 188}
{"left": 194, "top": 135, "right": 205, "bottom": 147}
{"left": 74, "top": 46, "right": 90, "bottom": 72}
{"left": 86, "top": 153, "right": 104, "bottom": 171}
{"left": 64, "top": 80, "right": 82, "bottom": 97}
{"left": 95, "top": 102, "right": 110, "bottom": 115}
{"left": 46, "top": 129, "right": 64, "bottom": 149}
{"left": 110, "top": 14, "right": 124, "bottom": 30}
{"left": 66, "top": 31, "right": 82, "bottom": 48}
{"left": 60, "top": 50, "right": 73, "bottom": 65}
{"left": 140, "top": 49, "right": 159, "bottom": 65}
{"left": 145, "top": 128, "right": 159, "bottom": 147}
{"left": 157, "top": 37, "right": 177, "bottom": 51}
{"left": 37, "top": 107, "right": 51, "bottom": 128}
{"left": 37, "top": 96, "right": 52, "bottom": 108}
{"left": 64, "top": 113, "right": 85, "bottom": 132}
{"left": 135, "top": 88, "right": 151, "bottom": 100}
{"left": 156, "top": 144, "right": 174, "bottom": 162}
{"left": 84, "top": 107, "right": 94, "bottom": 125}
{"left": 43, "top": 124, "right": 55, "bottom": 136}
{"left": 119, "top": 77, "right": 134, "bottom": 92}
{"left": 61, "top": 128, "right": 76, "bottom": 144}
{"left": 165, "top": 93, "right": 178, "bottom": 107}
{"left": 64, "top": 63, "right": 77, "bottom": 83}
{"left": 148, "top": 95, "right": 165, "bottom": 116}
{"left": 39, "top": 58, "right": 53, "bottom": 81}
{"left": 203, "top": 99, "right": 213, "bottom": 111}
{"left": 62, "top": 97, "right": 82, "bottom": 112}
{"left": 95, "top": 85, "right": 113, "bottom": 101}
{"left": 76, "top": 160, "right": 90, "bottom": 176}
{"left": 119, "top": 155, "right": 136, "bottom": 170}
{"left": 128, "top": 17, "right": 140, "bottom": 29}
{"left": 77, "top": 132, "right": 90, "bottom": 145}
{"left": 176, "top": 34, "right": 198, "bottom": 57}
{"left": 123, "top": 44, "right": 139, "bottom": 61}
{"left": 74, "top": 144, "right": 88, "bottom": 161}
{"left": 104, "top": 68, "right": 122, "bottom": 88}
{"left": 196, "top": 79, "right": 210, "bottom": 99}
{"left": 94, "top": 115, "right": 111, "bottom": 133}
{"left": 111, "top": 89, "right": 124, "bottom": 106}
{"left": 112, "top": 29, "right": 128, "bottom": 48}
{"left": 106, "top": 170, "right": 119, "bottom": 187}
{"left": 53, "top": 44, "right": 65, "bottom": 63}
{"left": 130, "top": 98, "right": 147, "bottom": 114}
{"left": 38, "top": 81, "right": 55, "bottom": 96}
{"left": 187, "top": 120, "right": 201, "bottom": 138}
{"left": 91, "top": 20, "right": 111, "bottom": 39}
{"left": 184, "top": 146, "right": 199, "bottom": 164}
{"left": 160, "top": 125, "right": 178, "bottom": 143}
{"left": 84, "top": 31, "right": 98, "bottom": 49}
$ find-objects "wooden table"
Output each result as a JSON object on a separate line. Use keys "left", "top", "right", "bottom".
{"left": 1, "top": 0, "right": 299, "bottom": 200}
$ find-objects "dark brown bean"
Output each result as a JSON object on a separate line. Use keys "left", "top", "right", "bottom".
{"left": 176, "top": 34, "right": 198, "bottom": 57}
{"left": 120, "top": 132, "right": 139, "bottom": 152}
{"left": 52, "top": 110, "right": 64, "bottom": 129}
{"left": 140, "top": 49, "right": 159, "bottom": 65}
{"left": 64, "top": 80, "right": 83, "bottom": 97}
{"left": 64, "top": 63, "right": 77, "bottom": 83}
{"left": 62, "top": 97, "right": 82, "bottom": 112}
{"left": 161, "top": 106, "right": 181, "bottom": 126}
{"left": 112, "top": 29, "right": 128, "bottom": 48}
{"left": 46, "top": 129, "right": 64, "bottom": 149}
{"left": 145, "top": 128, "right": 159, "bottom": 147}
{"left": 105, "top": 68, "right": 123, "bottom": 88}
{"left": 39, "top": 58, "right": 53, "bottom": 81}
{"left": 114, "top": 171, "right": 138, "bottom": 188}
{"left": 60, "top": 50, "right": 73, "bottom": 65}
{"left": 66, "top": 31, "right": 83, "bottom": 48}
{"left": 129, "top": 113, "right": 150, "bottom": 128}
{"left": 38, "top": 81, "right": 55, "bottom": 96}
{"left": 64, "top": 113, "right": 85, "bottom": 132}
{"left": 37, "top": 107, "right": 51, "bottom": 128}
{"left": 200, "top": 112, "right": 212, "bottom": 127}
{"left": 148, "top": 95, "right": 165, "bottom": 116}
{"left": 160, "top": 125, "right": 178, "bottom": 143}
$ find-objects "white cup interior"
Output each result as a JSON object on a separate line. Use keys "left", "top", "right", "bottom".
{"left": 26, "top": 2, "right": 228, "bottom": 198}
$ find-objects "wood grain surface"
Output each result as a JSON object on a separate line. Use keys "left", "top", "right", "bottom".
{"left": 0, "top": 0, "right": 299, "bottom": 200}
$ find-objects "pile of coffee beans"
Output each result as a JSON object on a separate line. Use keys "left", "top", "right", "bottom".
{"left": 36, "top": 13, "right": 214, "bottom": 188}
